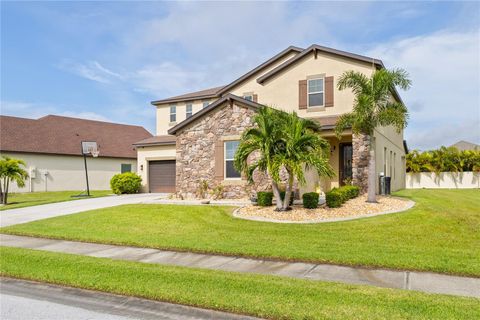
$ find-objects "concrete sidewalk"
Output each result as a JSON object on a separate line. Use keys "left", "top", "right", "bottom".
{"left": 1, "top": 234, "right": 478, "bottom": 298}
{"left": 1, "top": 277, "right": 257, "bottom": 320}
{"left": 0, "top": 193, "right": 167, "bottom": 227}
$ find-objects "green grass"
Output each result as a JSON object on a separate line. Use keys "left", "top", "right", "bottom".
{"left": 1, "top": 246, "right": 478, "bottom": 320}
{"left": 2, "top": 189, "right": 479, "bottom": 276}
{"left": 0, "top": 190, "right": 112, "bottom": 210}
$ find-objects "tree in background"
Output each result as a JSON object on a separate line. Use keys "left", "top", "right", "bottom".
{"left": 335, "top": 68, "right": 411, "bottom": 203}
{"left": 0, "top": 156, "right": 29, "bottom": 205}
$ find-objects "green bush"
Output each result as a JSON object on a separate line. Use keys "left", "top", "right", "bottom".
{"left": 342, "top": 185, "right": 360, "bottom": 199}
{"left": 257, "top": 191, "right": 273, "bottom": 206}
{"left": 407, "top": 147, "right": 480, "bottom": 173}
{"left": 110, "top": 172, "right": 142, "bottom": 195}
{"left": 326, "top": 185, "right": 360, "bottom": 208}
{"left": 280, "top": 191, "right": 294, "bottom": 206}
{"left": 302, "top": 192, "right": 319, "bottom": 209}
{"left": 326, "top": 189, "right": 344, "bottom": 208}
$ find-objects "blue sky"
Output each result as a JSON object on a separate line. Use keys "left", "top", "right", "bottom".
{"left": 1, "top": 1, "right": 479, "bottom": 150}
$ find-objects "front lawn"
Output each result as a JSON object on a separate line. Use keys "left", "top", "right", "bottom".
{"left": 1, "top": 247, "right": 477, "bottom": 320}
{"left": 2, "top": 189, "right": 479, "bottom": 276}
{"left": 0, "top": 190, "right": 112, "bottom": 211}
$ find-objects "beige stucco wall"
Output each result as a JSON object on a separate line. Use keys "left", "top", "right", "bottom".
{"left": 136, "top": 144, "right": 176, "bottom": 192}
{"left": 373, "top": 126, "right": 406, "bottom": 192}
{"left": 406, "top": 172, "right": 479, "bottom": 189}
{"left": 229, "top": 51, "right": 375, "bottom": 118}
{"left": 1, "top": 152, "right": 136, "bottom": 193}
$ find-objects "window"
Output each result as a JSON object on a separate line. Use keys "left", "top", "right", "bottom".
{"left": 186, "top": 103, "right": 193, "bottom": 118}
{"left": 394, "top": 153, "right": 397, "bottom": 179}
{"left": 224, "top": 140, "right": 241, "bottom": 179}
{"left": 121, "top": 164, "right": 132, "bottom": 173}
{"left": 307, "top": 78, "right": 324, "bottom": 107}
{"left": 243, "top": 94, "right": 253, "bottom": 101}
{"left": 169, "top": 105, "right": 176, "bottom": 123}
{"left": 202, "top": 101, "right": 210, "bottom": 109}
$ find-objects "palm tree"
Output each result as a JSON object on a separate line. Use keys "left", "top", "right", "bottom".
{"left": 335, "top": 68, "right": 411, "bottom": 202}
{"left": 0, "top": 156, "right": 29, "bottom": 205}
{"left": 235, "top": 107, "right": 333, "bottom": 211}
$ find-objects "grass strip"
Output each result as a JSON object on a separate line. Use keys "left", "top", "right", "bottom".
{"left": 3, "top": 189, "right": 479, "bottom": 276}
{"left": 0, "top": 190, "right": 112, "bottom": 211}
{"left": 1, "top": 246, "right": 478, "bottom": 320}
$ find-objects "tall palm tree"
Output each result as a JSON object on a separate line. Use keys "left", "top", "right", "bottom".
{"left": 335, "top": 68, "right": 411, "bottom": 202}
{"left": 0, "top": 156, "right": 29, "bottom": 204}
{"left": 235, "top": 107, "right": 333, "bottom": 211}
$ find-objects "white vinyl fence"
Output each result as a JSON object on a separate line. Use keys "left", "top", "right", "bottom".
{"left": 406, "top": 172, "right": 479, "bottom": 189}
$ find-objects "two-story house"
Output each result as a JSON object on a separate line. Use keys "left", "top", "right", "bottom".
{"left": 134, "top": 44, "right": 407, "bottom": 198}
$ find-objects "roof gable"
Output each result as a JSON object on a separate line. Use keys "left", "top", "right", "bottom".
{"left": 257, "top": 44, "right": 383, "bottom": 84}
{"left": 168, "top": 94, "right": 263, "bottom": 135}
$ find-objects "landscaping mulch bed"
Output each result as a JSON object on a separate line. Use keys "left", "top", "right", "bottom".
{"left": 236, "top": 195, "right": 413, "bottom": 223}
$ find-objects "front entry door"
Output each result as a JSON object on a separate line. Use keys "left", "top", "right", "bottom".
{"left": 339, "top": 143, "right": 353, "bottom": 186}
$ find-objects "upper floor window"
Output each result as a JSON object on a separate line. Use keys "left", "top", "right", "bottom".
{"left": 169, "top": 105, "right": 176, "bottom": 123}
{"left": 202, "top": 101, "right": 210, "bottom": 109}
{"left": 307, "top": 78, "right": 324, "bottom": 107}
{"left": 186, "top": 103, "right": 193, "bottom": 118}
{"left": 243, "top": 94, "right": 253, "bottom": 101}
{"left": 225, "top": 140, "right": 241, "bottom": 179}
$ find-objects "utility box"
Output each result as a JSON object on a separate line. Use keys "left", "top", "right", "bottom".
{"left": 29, "top": 167, "right": 36, "bottom": 179}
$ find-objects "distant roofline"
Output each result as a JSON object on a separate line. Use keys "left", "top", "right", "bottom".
{"left": 2, "top": 114, "right": 146, "bottom": 129}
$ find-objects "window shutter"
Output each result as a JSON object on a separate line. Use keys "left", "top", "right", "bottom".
{"left": 325, "top": 76, "right": 334, "bottom": 107}
{"left": 253, "top": 94, "right": 258, "bottom": 103}
{"left": 298, "top": 80, "right": 307, "bottom": 109}
{"left": 214, "top": 140, "right": 224, "bottom": 181}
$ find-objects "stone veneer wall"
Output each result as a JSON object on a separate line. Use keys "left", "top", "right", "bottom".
{"left": 352, "top": 133, "right": 370, "bottom": 193}
{"left": 175, "top": 101, "right": 271, "bottom": 199}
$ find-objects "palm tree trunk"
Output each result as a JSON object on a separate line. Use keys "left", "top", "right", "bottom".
{"left": 282, "top": 170, "right": 294, "bottom": 211}
{"left": 0, "top": 178, "right": 3, "bottom": 204}
{"left": 271, "top": 180, "right": 283, "bottom": 211}
{"left": 367, "top": 141, "right": 377, "bottom": 203}
{"left": 4, "top": 178, "right": 9, "bottom": 205}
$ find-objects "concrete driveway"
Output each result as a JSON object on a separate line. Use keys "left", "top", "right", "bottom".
{"left": 0, "top": 193, "right": 166, "bottom": 227}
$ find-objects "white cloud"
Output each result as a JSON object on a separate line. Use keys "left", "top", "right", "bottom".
{"left": 367, "top": 29, "right": 480, "bottom": 150}
{"left": 58, "top": 60, "right": 124, "bottom": 84}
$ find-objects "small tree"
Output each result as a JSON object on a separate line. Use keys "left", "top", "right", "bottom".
{"left": 335, "top": 68, "right": 411, "bottom": 203}
{"left": 0, "top": 156, "right": 29, "bottom": 205}
{"left": 235, "top": 107, "right": 333, "bottom": 211}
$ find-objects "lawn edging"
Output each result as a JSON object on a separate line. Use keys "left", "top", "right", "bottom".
{"left": 232, "top": 198, "right": 416, "bottom": 224}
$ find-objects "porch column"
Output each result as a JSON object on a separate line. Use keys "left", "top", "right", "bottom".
{"left": 352, "top": 133, "right": 370, "bottom": 193}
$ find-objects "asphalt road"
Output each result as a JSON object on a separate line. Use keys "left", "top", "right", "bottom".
{"left": 0, "top": 278, "right": 258, "bottom": 320}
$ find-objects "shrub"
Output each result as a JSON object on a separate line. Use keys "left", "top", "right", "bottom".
{"left": 326, "top": 185, "right": 360, "bottom": 208}
{"left": 257, "top": 191, "right": 273, "bottom": 206}
{"left": 280, "top": 191, "right": 294, "bottom": 206}
{"left": 302, "top": 192, "right": 319, "bottom": 209}
{"left": 342, "top": 185, "right": 360, "bottom": 199}
{"left": 110, "top": 172, "right": 142, "bottom": 195}
{"left": 326, "top": 189, "right": 344, "bottom": 208}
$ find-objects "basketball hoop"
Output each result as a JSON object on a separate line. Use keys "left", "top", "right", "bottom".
{"left": 82, "top": 141, "right": 99, "bottom": 157}
{"left": 80, "top": 141, "right": 100, "bottom": 197}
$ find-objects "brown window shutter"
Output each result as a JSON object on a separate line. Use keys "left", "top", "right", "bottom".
{"left": 298, "top": 80, "right": 307, "bottom": 109}
{"left": 325, "top": 76, "right": 334, "bottom": 107}
{"left": 214, "top": 139, "right": 224, "bottom": 181}
{"left": 253, "top": 94, "right": 258, "bottom": 103}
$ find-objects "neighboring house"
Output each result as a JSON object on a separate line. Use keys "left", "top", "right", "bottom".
{"left": 136, "top": 44, "right": 408, "bottom": 198}
{"left": 0, "top": 115, "right": 152, "bottom": 192}
{"left": 450, "top": 140, "right": 479, "bottom": 151}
